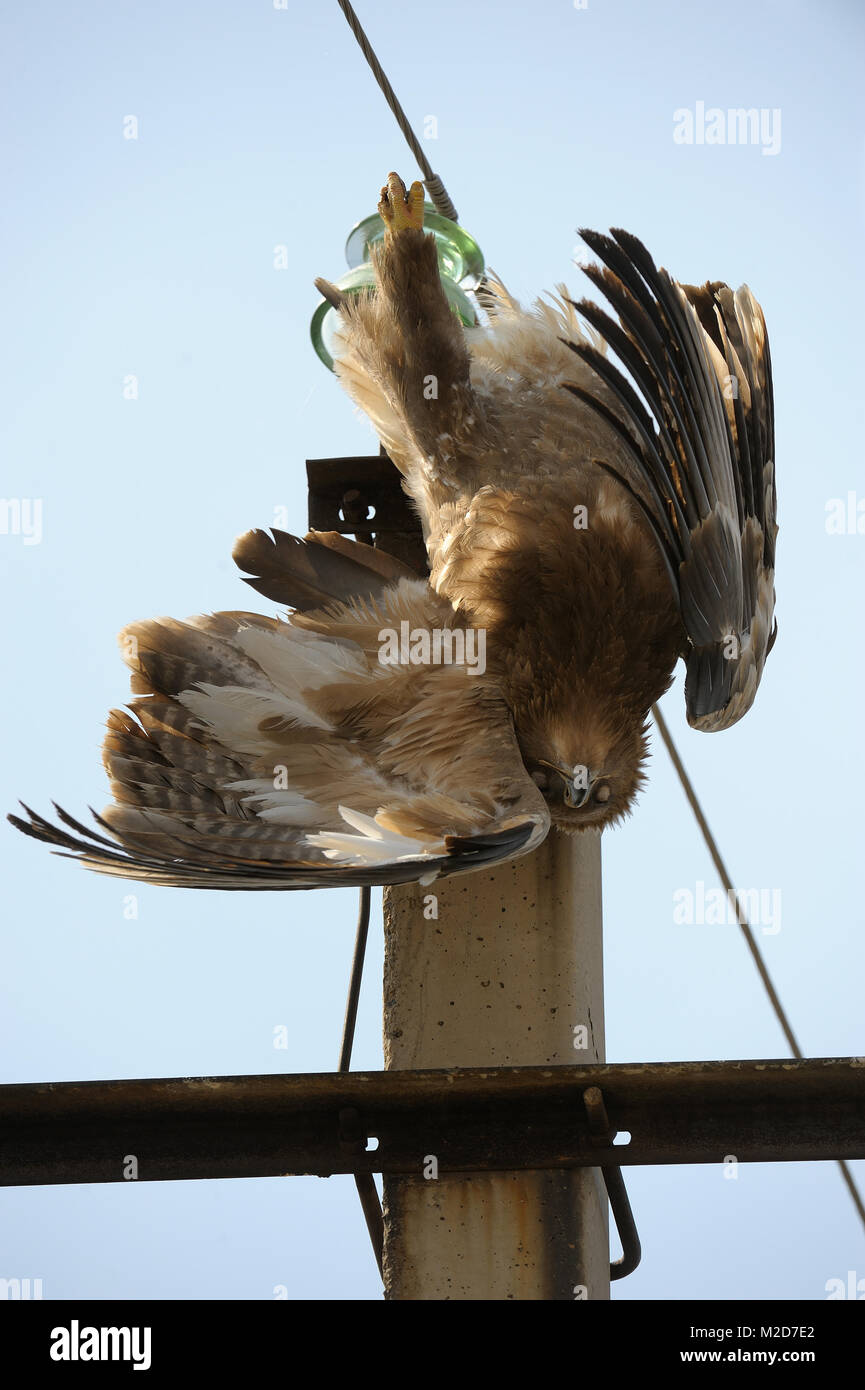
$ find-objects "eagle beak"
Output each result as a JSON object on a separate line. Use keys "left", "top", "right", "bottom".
{"left": 563, "top": 777, "right": 591, "bottom": 809}
{"left": 537, "top": 760, "right": 595, "bottom": 809}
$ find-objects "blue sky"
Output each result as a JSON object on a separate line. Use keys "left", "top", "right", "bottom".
{"left": 1, "top": 0, "right": 864, "bottom": 1300}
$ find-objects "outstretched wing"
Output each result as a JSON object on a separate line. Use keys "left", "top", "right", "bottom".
{"left": 563, "top": 228, "right": 777, "bottom": 731}
{"left": 9, "top": 532, "right": 549, "bottom": 889}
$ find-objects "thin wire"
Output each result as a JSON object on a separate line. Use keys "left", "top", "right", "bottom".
{"left": 338, "top": 887, "right": 385, "bottom": 1274}
{"left": 652, "top": 702, "right": 865, "bottom": 1231}
{"left": 338, "top": 887, "right": 372, "bottom": 1071}
{"left": 336, "top": 0, "right": 459, "bottom": 222}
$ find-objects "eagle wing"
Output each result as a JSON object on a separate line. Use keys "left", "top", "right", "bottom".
{"left": 563, "top": 228, "right": 777, "bottom": 731}
{"left": 9, "top": 531, "right": 549, "bottom": 889}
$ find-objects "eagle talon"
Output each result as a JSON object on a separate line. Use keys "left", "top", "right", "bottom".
{"left": 378, "top": 171, "right": 425, "bottom": 239}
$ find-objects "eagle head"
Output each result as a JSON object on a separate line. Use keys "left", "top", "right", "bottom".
{"left": 518, "top": 710, "right": 651, "bottom": 832}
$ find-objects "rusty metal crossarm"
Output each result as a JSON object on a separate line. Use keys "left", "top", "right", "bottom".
{"left": 1, "top": 1059, "right": 862, "bottom": 1188}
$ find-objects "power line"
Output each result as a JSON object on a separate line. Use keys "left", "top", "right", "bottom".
{"left": 336, "top": 1, "right": 459, "bottom": 221}
{"left": 652, "top": 702, "right": 865, "bottom": 1232}
{"left": 337, "top": 886, "right": 384, "bottom": 1274}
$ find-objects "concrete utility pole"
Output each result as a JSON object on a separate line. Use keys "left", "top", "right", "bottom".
{"left": 382, "top": 829, "right": 608, "bottom": 1301}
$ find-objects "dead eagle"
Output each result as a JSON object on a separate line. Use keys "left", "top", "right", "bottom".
{"left": 10, "top": 173, "right": 777, "bottom": 889}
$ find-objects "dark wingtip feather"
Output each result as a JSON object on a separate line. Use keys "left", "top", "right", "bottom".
{"left": 8, "top": 805, "right": 59, "bottom": 845}
{"left": 444, "top": 820, "right": 535, "bottom": 863}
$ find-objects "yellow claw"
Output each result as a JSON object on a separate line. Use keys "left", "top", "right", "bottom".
{"left": 378, "top": 171, "right": 425, "bottom": 238}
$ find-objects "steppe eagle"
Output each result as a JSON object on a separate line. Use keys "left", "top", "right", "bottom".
{"left": 10, "top": 174, "right": 777, "bottom": 888}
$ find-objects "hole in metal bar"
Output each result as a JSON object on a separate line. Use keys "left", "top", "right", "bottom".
{"left": 338, "top": 495, "right": 376, "bottom": 523}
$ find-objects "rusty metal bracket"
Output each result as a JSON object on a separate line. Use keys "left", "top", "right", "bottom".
{"left": 584, "top": 1085, "right": 641, "bottom": 1280}
{"left": 306, "top": 454, "right": 427, "bottom": 571}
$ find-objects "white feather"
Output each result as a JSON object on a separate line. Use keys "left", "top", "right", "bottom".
{"left": 224, "top": 779, "right": 323, "bottom": 826}
{"left": 305, "top": 805, "right": 446, "bottom": 864}
{"left": 179, "top": 685, "right": 333, "bottom": 758}
{"left": 236, "top": 625, "right": 367, "bottom": 695}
